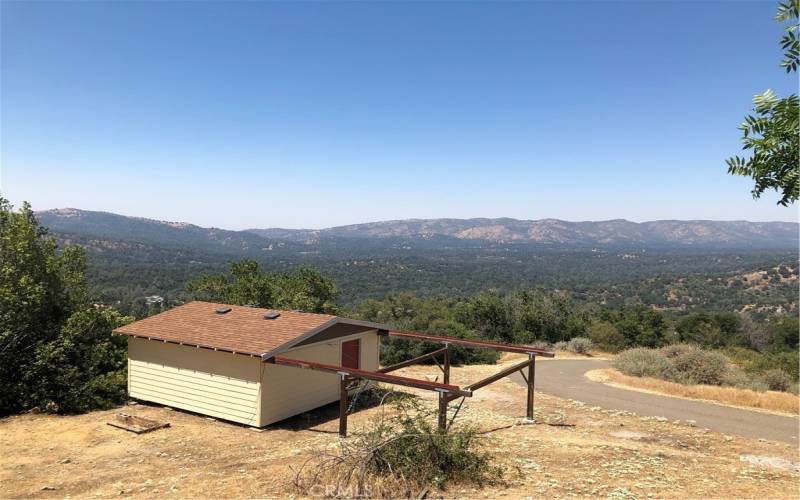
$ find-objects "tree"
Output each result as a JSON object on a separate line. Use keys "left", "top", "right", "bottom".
{"left": 726, "top": 1, "right": 799, "bottom": 206}
{"left": 0, "top": 197, "right": 131, "bottom": 415}
{"left": 187, "top": 259, "right": 339, "bottom": 313}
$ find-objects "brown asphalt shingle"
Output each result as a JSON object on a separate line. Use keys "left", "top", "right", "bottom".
{"left": 114, "top": 301, "right": 337, "bottom": 356}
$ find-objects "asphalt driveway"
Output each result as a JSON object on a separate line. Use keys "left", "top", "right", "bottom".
{"left": 511, "top": 359, "right": 799, "bottom": 446}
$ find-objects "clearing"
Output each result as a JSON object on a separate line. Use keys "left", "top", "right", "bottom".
{"left": 2, "top": 357, "right": 798, "bottom": 498}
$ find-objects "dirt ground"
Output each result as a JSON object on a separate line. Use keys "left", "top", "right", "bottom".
{"left": 2, "top": 357, "right": 799, "bottom": 499}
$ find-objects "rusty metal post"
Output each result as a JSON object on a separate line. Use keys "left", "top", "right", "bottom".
{"left": 438, "top": 391, "right": 448, "bottom": 432}
{"left": 339, "top": 376, "right": 348, "bottom": 437}
{"left": 526, "top": 354, "right": 536, "bottom": 421}
{"left": 443, "top": 344, "right": 450, "bottom": 385}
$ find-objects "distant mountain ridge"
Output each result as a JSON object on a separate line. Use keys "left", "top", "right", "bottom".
{"left": 37, "top": 208, "right": 799, "bottom": 250}
{"left": 248, "top": 217, "right": 799, "bottom": 248}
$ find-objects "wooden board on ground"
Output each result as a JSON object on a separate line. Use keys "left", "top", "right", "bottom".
{"left": 107, "top": 413, "right": 170, "bottom": 434}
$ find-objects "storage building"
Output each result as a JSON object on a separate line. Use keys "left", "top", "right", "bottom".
{"left": 114, "top": 301, "right": 382, "bottom": 427}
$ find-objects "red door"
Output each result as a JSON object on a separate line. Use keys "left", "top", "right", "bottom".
{"left": 341, "top": 339, "right": 360, "bottom": 369}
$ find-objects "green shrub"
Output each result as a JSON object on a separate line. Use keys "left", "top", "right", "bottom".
{"left": 742, "top": 379, "right": 770, "bottom": 392}
{"left": 588, "top": 321, "right": 626, "bottom": 352}
{"left": 529, "top": 341, "right": 554, "bottom": 351}
{"left": 660, "top": 343, "right": 697, "bottom": 359}
{"left": 613, "top": 348, "right": 674, "bottom": 379}
{"left": 670, "top": 349, "right": 730, "bottom": 385}
{"left": 553, "top": 341, "right": 568, "bottom": 351}
{"left": 760, "top": 369, "right": 793, "bottom": 392}
{"left": 566, "top": 337, "right": 593, "bottom": 354}
{"left": 723, "top": 347, "right": 800, "bottom": 382}
{"left": 720, "top": 368, "right": 767, "bottom": 392}
{"left": 23, "top": 307, "right": 131, "bottom": 413}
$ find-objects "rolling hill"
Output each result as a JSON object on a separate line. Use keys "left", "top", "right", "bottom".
{"left": 38, "top": 209, "right": 798, "bottom": 250}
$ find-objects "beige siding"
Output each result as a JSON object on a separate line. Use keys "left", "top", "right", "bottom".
{"left": 128, "top": 337, "right": 262, "bottom": 426}
{"left": 259, "top": 330, "right": 379, "bottom": 426}
{"left": 359, "top": 330, "right": 379, "bottom": 372}
{"left": 127, "top": 329, "right": 380, "bottom": 428}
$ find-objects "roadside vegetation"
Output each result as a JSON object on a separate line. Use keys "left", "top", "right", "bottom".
{"left": 596, "top": 368, "right": 799, "bottom": 415}
{"left": 615, "top": 344, "right": 798, "bottom": 393}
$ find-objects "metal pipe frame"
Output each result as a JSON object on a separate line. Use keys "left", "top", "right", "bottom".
{"left": 463, "top": 357, "right": 535, "bottom": 392}
{"left": 267, "top": 330, "right": 553, "bottom": 435}
{"left": 270, "top": 356, "right": 472, "bottom": 397}
{"left": 377, "top": 347, "right": 449, "bottom": 374}
{"left": 382, "top": 329, "right": 555, "bottom": 357}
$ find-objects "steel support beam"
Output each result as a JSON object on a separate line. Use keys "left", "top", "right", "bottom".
{"left": 443, "top": 344, "right": 450, "bottom": 385}
{"left": 270, "top": 356, "right": 472, "bottom": 397}
{"left": 526, "top": 354, "right": 536, "bottom": 421}
{"left": 382, "top": 329, "right": 555, "bottom": 357}
{"left": 377, "top": 347, "right": 448, "bottom": 374}
{"left": 339, "top": 376, "right": 348, "bottom": 436}
{"left": 438, "top": 391, "right": 448, "bottom": 432}
{"left": 464, "top": 357, "right": 536, "bottom": 392}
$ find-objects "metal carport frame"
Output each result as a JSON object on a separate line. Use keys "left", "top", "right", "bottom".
{"left": 265, "top": 329, "right": 554, "bottom": 436}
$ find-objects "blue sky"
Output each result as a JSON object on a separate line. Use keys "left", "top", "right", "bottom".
{"left": 1, "top": 1, "right": 797, "bottom": 229}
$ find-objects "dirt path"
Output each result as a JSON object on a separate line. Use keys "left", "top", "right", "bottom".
{"left": 513, "top": 359, "right": 800, "bottom": 445}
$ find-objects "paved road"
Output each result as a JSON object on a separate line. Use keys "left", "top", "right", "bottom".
{"left": 510, "top": 359, "right": 799, "bottom": 446}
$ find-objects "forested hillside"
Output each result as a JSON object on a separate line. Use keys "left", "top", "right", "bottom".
{"left": 36, "top": 209, "right": 799, "bottom": 318}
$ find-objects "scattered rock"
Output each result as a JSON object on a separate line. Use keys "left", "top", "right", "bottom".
{"left": 57, "top": 458, "right": 71, "bottom": 464}
{"left": 40, "top": 486, "right": 57, "bottom": 491}
{"left": 611, "top": 430, "right": 650, "bottom": 441}
{"left": 740, "top": 455, "right": 800, "bottom": 473}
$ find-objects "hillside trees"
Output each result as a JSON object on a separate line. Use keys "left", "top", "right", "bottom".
{"left": 187, "top": 259, "right": 339, "bottom": 313}
{"left": 727, "top": 0, "right": 799, "bottom": 205}
{"left": 0, "top": 198, "right": 131, "bottom": 415}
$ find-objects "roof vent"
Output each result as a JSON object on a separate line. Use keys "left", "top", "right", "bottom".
{"left": 216, "top": 307, "right": 232, "bottom": 314}
{"left": 264, "top": 311, "right": 281, "bottom": 320}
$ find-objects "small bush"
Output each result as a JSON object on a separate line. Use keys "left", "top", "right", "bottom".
{"left": 291, "top": 397, "right": 502, "bottom": 496}
{"left": 566, "top": 337, "right": 593, "bottom": 354}
{"left": 660, "top": 343, "right": 697, "bottom": 359}
{"left": 743, "top": 379, "right": 771, "bottom": 392}
{"left": 670, "top": 349, "right": 730, "bottom": 386}
{"left": 529, "top": 341, "right": 554, "bottom": 351}
{"left": 613, "top": 348, "right": 674, "bottom": 379}
{"left": 760, "top": 369, "right": 793, "bottom": 392}
{"left": 367, "top": 399, "right": 501, "bottom": 487}
{"left": 720, "top": 368, "right": 767, "bottom": 392}
{"left": 553, "top": 341, "right": 568, "bottom": 352}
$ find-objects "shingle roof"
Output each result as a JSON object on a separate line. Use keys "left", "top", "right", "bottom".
{"left": 114, "top": 301, "right": 349, "bottom": 357}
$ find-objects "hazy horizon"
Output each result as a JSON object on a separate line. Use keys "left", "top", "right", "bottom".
{"left": 35, "top": 206, "right": 800, "bottom": 231}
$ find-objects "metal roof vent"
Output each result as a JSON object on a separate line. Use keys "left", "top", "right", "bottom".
{"left": 216, "top": 307, "right": 232, "bottom": 314}
{"left": 264, "top": 311, "right": 281, "bottom": 320}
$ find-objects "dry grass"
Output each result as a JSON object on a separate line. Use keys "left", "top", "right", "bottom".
{"left": 591, "top": 368, "right": 800, "bottom": 416}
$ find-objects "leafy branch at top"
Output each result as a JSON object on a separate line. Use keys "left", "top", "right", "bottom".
{"left": 726, "top": 1, "right": 799, "bottom": 206}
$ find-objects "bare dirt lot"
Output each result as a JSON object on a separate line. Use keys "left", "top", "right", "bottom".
{"left": 2, "top": 358, "right": 799, "bottom": 499}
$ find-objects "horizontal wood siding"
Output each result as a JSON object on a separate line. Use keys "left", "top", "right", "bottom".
{"left": 128, "top": 337, "right": 261, "bottom": 426}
